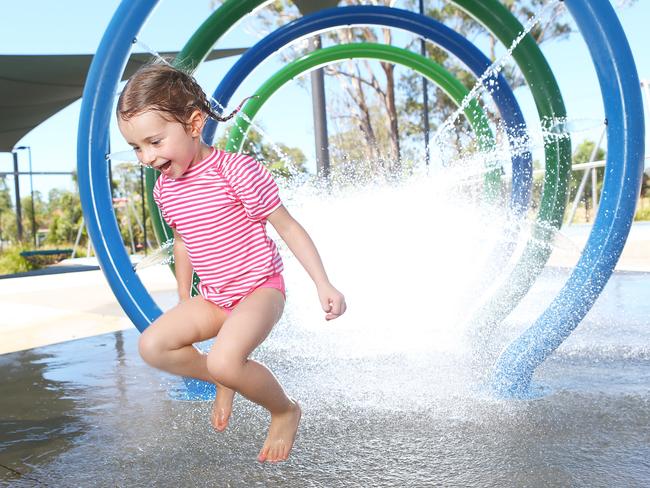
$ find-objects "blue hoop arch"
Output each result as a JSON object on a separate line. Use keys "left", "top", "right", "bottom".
{"left": 492, "top": 0, "right": 645, "bottom": 396}
{"left": 78, "top": 0, "right": 159, "bottom": 329}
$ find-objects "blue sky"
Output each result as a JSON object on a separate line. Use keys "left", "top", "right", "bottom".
{"left": 0, "top": 0, "right": 648, "bottom": 199}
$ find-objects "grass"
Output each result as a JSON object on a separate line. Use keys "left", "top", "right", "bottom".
{"left": 0, "top": 243, "right": 86, "bottom": 275}
{"left": 634, "top": 206, "right": 650, "bottom": 221}
{"left": 0, "top": 245, "right": 37, "bottom": 275}
{"left": 564, "top": 197, "right": 650, "bottom": 224}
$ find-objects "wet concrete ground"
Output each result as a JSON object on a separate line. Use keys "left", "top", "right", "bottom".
{"left": 1, "top": 267, "right": 649, "bottom": 487}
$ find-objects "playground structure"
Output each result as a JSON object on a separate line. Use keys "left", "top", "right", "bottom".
{"left": 77, "top": 0, "right": 644, "bottom": 398}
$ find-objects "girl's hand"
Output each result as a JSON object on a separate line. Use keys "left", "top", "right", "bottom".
{"left": 317, "top": 283, "right": 346, "bottom": 321}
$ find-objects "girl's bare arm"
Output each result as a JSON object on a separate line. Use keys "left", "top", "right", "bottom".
{"left": 173, "top": 229, "right": 193, "bottom": 301}
{"left": 267, "top": 205, "right": 346, "bottom": 320}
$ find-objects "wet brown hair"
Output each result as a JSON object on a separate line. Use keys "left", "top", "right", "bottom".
{"left": 117, "top": 62, "right": 244, "bottom": 129}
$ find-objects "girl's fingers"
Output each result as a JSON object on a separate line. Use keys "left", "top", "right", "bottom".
{"left": 335, "top": 296, "right": 346, "bottom": 315}
{"left": 319, "top": 289, "right": 346, "bottom": 320}
{"left": 325, "top": 296, "right": 346, "bottom": 320}
{"left": 319, "top": 293, "right": 329, "bottom": 310}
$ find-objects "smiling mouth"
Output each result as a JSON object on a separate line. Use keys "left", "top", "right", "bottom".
{"left": 158, "top": 161, "right": 172, "bottom": 172}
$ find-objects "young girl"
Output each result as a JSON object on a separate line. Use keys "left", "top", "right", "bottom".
{"left": 116, "top": 63, "right": 346, "bottom": 463}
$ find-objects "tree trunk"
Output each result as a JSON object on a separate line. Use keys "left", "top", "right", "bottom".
{"left": 381, "top": 61, "right": 401, "bottom": 170}
{"left": 350, "top": 67, "right": 380, "bottom": 162}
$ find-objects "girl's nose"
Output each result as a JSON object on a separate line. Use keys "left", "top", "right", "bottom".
{"left": 142, "top": 148, "right": 156, "bottom": 166}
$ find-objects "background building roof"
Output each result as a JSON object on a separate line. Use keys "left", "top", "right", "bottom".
{"left": 0, "top": 48, "right": 247, "bottom": 152}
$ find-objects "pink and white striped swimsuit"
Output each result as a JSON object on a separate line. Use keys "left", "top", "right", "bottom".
{"left": 153, "top": 148, "right": 283, "bottom": 309}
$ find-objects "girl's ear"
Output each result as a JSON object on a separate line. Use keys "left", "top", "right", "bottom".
{"left": 187, "top": 109, "right": 205, "bottom": 138}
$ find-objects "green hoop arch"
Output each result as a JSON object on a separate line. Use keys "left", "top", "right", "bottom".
{"left": 224, "top": 42, "right": 496, "bottom": 181}
{"left": 453, "top": 0, "right": 572, "bottom": 329}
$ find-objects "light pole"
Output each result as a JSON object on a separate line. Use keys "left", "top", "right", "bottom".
{"left": 10, "top": 150, "right": 23, "bottom": 242}
{"left": 309, "top": 35, "right": 330, "bottom": 179}
{"left": 293, "top": 0, "right": 339, "bottom": 180}
{"left": 14, "top": 146, "right": 37, "bottom": 247}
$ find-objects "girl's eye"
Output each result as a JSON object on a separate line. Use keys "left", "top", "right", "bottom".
{"left": 151, "top": 140, "right": 161, "bottom": 146}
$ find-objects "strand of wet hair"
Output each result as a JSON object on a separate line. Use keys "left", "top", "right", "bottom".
{"left": 131, "top": 36, "right": 242, "bottom": 123}
{"left": 208, "top": 95, "right": 258, "bottom": 122}
{"left": 208, "top": 95, "right": 302, "bottom": 178}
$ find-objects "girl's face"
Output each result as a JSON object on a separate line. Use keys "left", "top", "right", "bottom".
{"left": 118, "top": 109, "right": 209, "bottom": 179}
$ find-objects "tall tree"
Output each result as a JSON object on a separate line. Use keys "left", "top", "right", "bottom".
{"left": 399, "top": 0, "right": 573, "bottom": 159}
{"left": 399, "top": 0, "right": 637, "bottom": 159}
{"left": 233, "top": 0, "right": 637, "bottom": 178}
{"left": 20, "top": 191, "right": 45, "bottom": 246}
{"left": 216, "top": 125, "right": 307, "bottom": 180}
{"left": 238, "top": 0, "right": 403, "bottom": 174}
{"left": 46, "top": 189, "right": 83, "bottom": 245}
{"left": 0, "top": 176, "right": 15, "bottom": 248}
{"left": 570, "top": 138, "right": 605, "bottom": 201}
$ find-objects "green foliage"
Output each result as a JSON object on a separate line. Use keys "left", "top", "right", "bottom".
{"left": 110, "top": 164, "right": 156, "bottom": 252}
{"left": 0, "top": 176, "right": 12, "bottom": 211}
{"left": 634, "top": 205, "right": 650, "bottom": 222}
{"left": 46, "top": 189, "right": 83, "bottom": 245}
{"left": 0, "top": 176, "right": 16, "bottom": 244}
{"left": 398, "top": 0, "right": 573, "bottom": 158}
{"left": 573, "top": 140, "right": 606, "bottom": 164}
{"left": 640, "top": 172, "right": 650, "bottom": 199}
{"left": 217, "top": 126, "right": 307, "bottom": 180}
{"left": 20, "top": 191, "right": 45, "bottom": 241}
{"left": 0, "top": 178, "right": 88, "bottom": 250}
{"left": 567, "top": 139, "right": 606, "bottom": 202}
{"left": 635, "top": 189, "right": 650, "bottom": 221}
{"left": 0, "top": 245, "right": 36, "bottom": 275}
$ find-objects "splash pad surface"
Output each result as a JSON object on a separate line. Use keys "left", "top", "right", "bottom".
{"left": 2, "top": 263, "right": 649, "bottom": 485}
{"left": 3, "top": 179, "right": 650, "bottom": 483}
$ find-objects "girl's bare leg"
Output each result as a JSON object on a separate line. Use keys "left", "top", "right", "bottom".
{"left": 211, "top": 384, "right": 235, "bottom": 432}
{"left": 138, "top": 296, "right": 236, "bottom": 430}
{"left": 206, "top": 288, "right": 301, "bottom": 463}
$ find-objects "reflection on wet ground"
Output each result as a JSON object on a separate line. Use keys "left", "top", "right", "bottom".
{"left": 0, "top": 349, "right": 82, "bottom": 485}
{"left": 1, "top": 269, "right": 649, "bottom": 487}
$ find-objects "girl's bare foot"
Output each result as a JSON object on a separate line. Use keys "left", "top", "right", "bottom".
{"left": 257, "top": 399, "right": 302, "bottom": 463}
{"left": 210, "top": 383, "right": 235, "bottom": 432}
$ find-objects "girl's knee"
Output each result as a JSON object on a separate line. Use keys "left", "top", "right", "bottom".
{"left": 138, "top": 329, "right": 167, "bottom": 367}
{"left": 206, "top": 350, "right": 243, "bottom": 387}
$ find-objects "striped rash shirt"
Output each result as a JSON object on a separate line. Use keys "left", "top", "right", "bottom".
{"left": 153, "top": 148, "right": 283, "bottom": 309}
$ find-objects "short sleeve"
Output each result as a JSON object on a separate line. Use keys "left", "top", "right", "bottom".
{"left": 153, "top": 175, "right": 177, "bottom": 229}
{"left": 221, "top": 153, "right": 282, "bottom": 221}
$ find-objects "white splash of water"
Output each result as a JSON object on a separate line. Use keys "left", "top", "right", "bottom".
{"left": 274, "top": 173, "right": 512, "bottom": 360}
{"left": 133, "top": 38, "right": 171, "bottom": 66}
